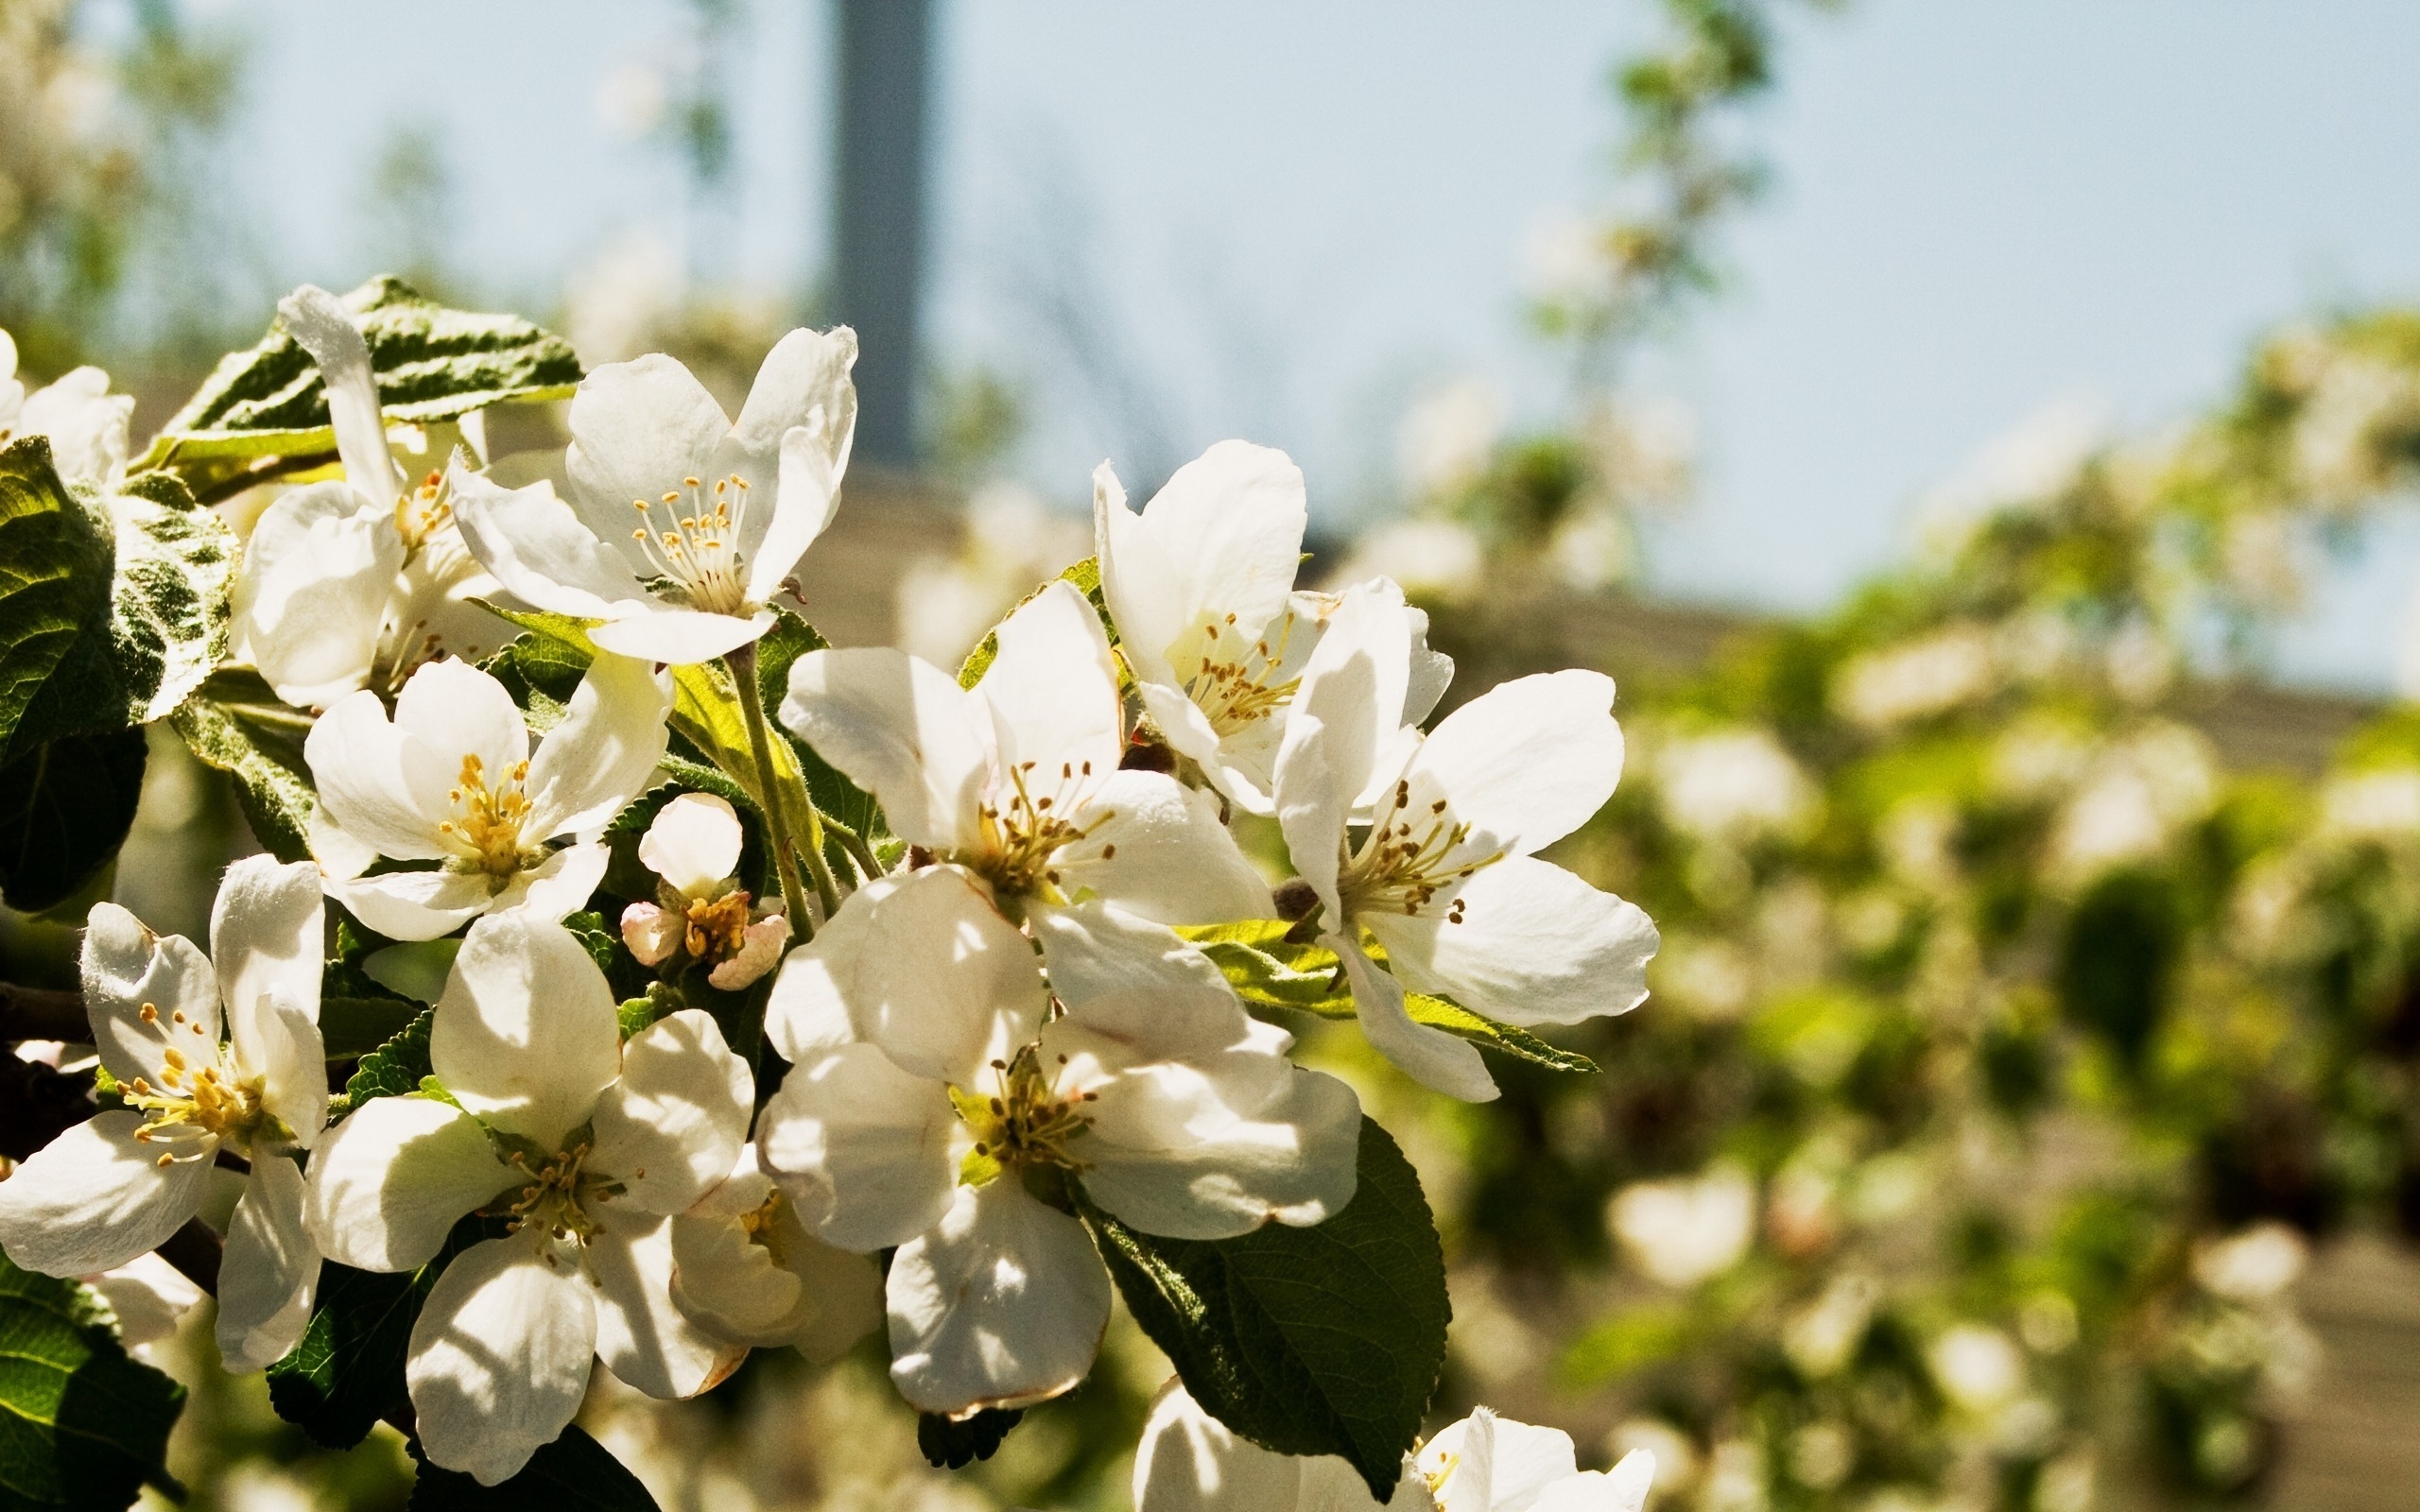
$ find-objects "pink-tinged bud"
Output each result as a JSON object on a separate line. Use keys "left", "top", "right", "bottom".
{"left": 707, "top": 914, "right": 791, "bottom": 990}
{"left": 621, "top": 902, "right": 681, "bottom": 967}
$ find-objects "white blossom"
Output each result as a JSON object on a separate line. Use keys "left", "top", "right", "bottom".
{"left": 619, "top": 792, "right": 789, "bottom": 989}
{"left": 230, "top": 286, "right": 509, "bottom": 709}
{"left": 0, "top": 858, "right": 329, "bottom": 1372}
{"left": 754, "top": 869, "right": 1361, "bottom": 1418}
{"left": 451, "top": 330, "right": 856, "bottom": 665}
{"left": 303, "top": 654, "right": 670, "bottom": 941}
{"left": 668, "top": 1143, "right": 882, "bottom": 1360}
{"left": 0, "top": 328, "right": 134, "bottom": 490}
{"left": 1271, "top": 580, "right": 1657, "bottom": 1101}
{"left": 302, "top": 913, "right": 753, "bottom": 1484}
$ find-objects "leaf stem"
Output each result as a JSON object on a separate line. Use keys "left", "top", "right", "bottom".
{"left": 819, "top": 813, "right": 886, "bottom": 884}
{"left": 724, "top": 644, "right": 820, "bottom": 938}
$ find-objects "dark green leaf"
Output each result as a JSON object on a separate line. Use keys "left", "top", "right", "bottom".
{"left": 104, "top": 472, "right": 233, "bottom": 727}
{"left": 1082, "top": 1117, "right": 1449, "bottom": 1503}
{"left": 0, "top": 1251, "right": 186, "bottom": 1510}
{"left": 480, "top": 633, "right": 590, "bottom": 735}
{"left": 406, "top": 1423, "right": 660, "bottom": 1511}
{"left": 169, "top": 670, "right": 317, "bottom": 862}
{"left": 0, "top": 727, "right": 147, "bottom": 915}
{"left": 321, "top": 998, "right": 425, "bottom": 1061}
{"left": 0, "top": 437, "right": 112, "bottom": 758}
{"left": 563, "top": 910, "right": 648, "bottom": 1003}
{"left": 957, "top": 556, "right": 1113, "bottom": 690}
{"left": 334, "top": 1008, "right": 434, "bottom": 1114}
{"left": 916, "top": 1408, "right": 1024, "bottom": 1469}
{"left": 137, "top": 276, "right": 582, "bottom": 502}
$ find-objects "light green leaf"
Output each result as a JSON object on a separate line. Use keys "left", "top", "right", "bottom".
{"left": 135, "top": 275, "right": 582, "bottom": 502}
{"left": 104, "top": 472, "right": 233, "bottom": 727}
{"left": 0, "top": 1251, "right": 186, "bottom": 1510}
{"left": 957, "top": 556, "right": 1115, "bottom": 690}
{"left": 1081, "top": 1117, "right": 1448, "bottom": 1503}
{"left": 1176, "top": 921, "right": 1600, "bottom": 1074}
{"left": 0, "top": 437, "right": 112, "bottom": 758}
{"left": 169, "top": 669, "right": 317, "bottom": 863}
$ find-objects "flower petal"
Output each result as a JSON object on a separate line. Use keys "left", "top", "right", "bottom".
{"left": 1132, "top": 1380, "right": 1416, "bottom": 1512}
{"left": 726, "top": 325, "right": 857, "bottom": 486}
{"left": 279, "top": 285, "right": 402, "bottom": 507}
{"left": 564, "top": 352, "right": 732, "bottom": 566}
{"left": 235, "top": 989, "right": 329, "bottom": 1151}
{"left": 432, "top": 914, "right": 621, "bottom": 1148}
{"left": 304, "top": 690, "right": 450, "bottom": 862}
{"left": 589, "top": 1010, "right": 752, "bottom": 1214}
{"left": 505, "top": 841, "right": 614, "bottom": 927}
{"left": 588, "top": 604, "right": 774, "bottom": 664}
{"left": 19, "top": 368, "right": 132, "bottom": 489}
{"left": 1136, "top": 439, "right": 1308, "bottom": 648}
{"left": 1273, "top": 582, "right": 1413, "bottom": 919}
{"left": 1529, "top": 1451, "right": 1655, "bottom": 1512}
{"left": 1406, "top": 669, "right": 1621, "bottom": 858}
{"left": 86, "top": 1255, "right": 203, "bottom": 1352}
{"left": 233, "top": 482, "right": 401, "bottom": 709}
{"left": 408, "top": 1236, "right": 597, "bottom": 1486}
{"left": 587, "top": 1207, "right": 746, "bottom": 1400}
{"left": 780, "top": 646, "right": 989, "bottom": 851}
{"left": 389, "top": 520, "right": 510, "bottom": 666}
{"left": 211, "top": 854, "right": 323, "bottom": 1041}
{"left": 446, "top": 466, "right": 648, "bottom": 619}
{"left": 743, "top": 422, "right": 844, "bottom": 604}
{"left": 1028, "top": 902, "right": 1249, "bottom": 1060}
{"left": 668, "top": 1198, "right": 805, "bottom": 1342}
{"left": 392, "top": 658, "right": 529, "bottom": 790}
{"left": 887, "top": 1179, "right": 1111, "bottom": 1417}
{"left": 80, "top": 902, "right": 218, "bottom": 1089}
{"left": 666, "top": 1144, "right": 881, "bottom": 1357}
{"left": 1093, "top": 460, "right": 1183, "bottom": 687}
{"left": 638, "top": 793, "right": 743, "bottom": 898}
{"left": 800, "top": 867, "right": 1045, "bottom": 1085}
{"left": 1332, "top": 933, "right": 1497, "bottom": 1103}
{"left": 302, "top": 1096, "right": 509, "bottom": 1272}
{"left": 0, "top": 1113, "right": 214, "bottom": 1276}
{"left": 976, "top": 579, "right": 1122, "bottom": 782}
{"left": 1056, "top": 770, "right": 1271, "bottom": 925}
{"left": 330, "top": 868, "right": 498, "bottom": 944}
{"left": 521, "top": 652, "right": 673, "bottom": 839}
{"left": 216, "top": 1156, "right": 320, "bottom": 1373}
{"left": 360, "top": 940, "right": 461, "bottom": 1005}
{"left": 1364, "top": 856, "right": 1656, "bottom": 1029}
{"left": 756, "top": 1044, "right": 959, "bottom": 1252}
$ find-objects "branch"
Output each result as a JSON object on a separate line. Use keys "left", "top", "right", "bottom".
{"left": 0, "top": 982, "right": 85, "bottom": 1042}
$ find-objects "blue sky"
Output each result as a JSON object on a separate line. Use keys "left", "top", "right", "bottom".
{"left": 176, "top": 0, "right": 2420, "bottom": 688}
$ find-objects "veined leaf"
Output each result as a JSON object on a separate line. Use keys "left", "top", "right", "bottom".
{"left": 1082, "top": 1117, "right": 1448, "bottom": 1503}
{"left": 331, "top": 1008, "right": 435, "bottom": 1116}
{"left": 0, "top": 1252, "right": 186, "bottom": 1510}
{"left": 752, "top": 606, "right": 891, "bottom": 881}
{"left": 0, "top": 726, "right": 147, "bottom": 915}
{"left": 406, "top": 1422, "right": 661, "bottom": 1510}
{"left": 1175, "top": 921, "right": 1599, "bottom": 1075}
{"left": 957, "top": 556, "right": 1115, "bottom": 690}
{"left": 105, "top": 472, "right": 233, "bottom": 727}
{"left": 136, "top": 276, "right": 581, "bottom": 502}
{"left": 0, "top": 438, "right": 112, "bottom": 758}
{"left": 170, "top": 669, "right": 317, "bottom": 863}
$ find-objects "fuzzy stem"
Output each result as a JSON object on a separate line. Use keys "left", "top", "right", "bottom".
{"left": 724, "top": 644, "right": 819, "bottom": 938}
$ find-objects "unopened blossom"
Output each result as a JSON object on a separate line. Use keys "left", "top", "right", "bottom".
{"left": 0, "top": 326, "right": 135, "bottom": 490}
{"left": 0, "top": 858, "right": 329, "bottom": 1372}
{"left": 756, "top": 871, "right": 1360, "bottom": 1418}
{"left": 1095, "top": 442, "right": 1450, "bottom": 813}
{"left": 230, "top": 285, "right": 508, "bottom": 708}
{"left": 1271, "top": 580, "right": 1658, "bottom": 1102}
{"left": 620, "top": 792, "right": 789, "bottom": 990}
{"left": 669, "top": 1143, "right": 882, "bottom": 1360}
{"left": 451, "top": 329, "right": 856, "bottom": 664}
{"left": 304, "top": 654, "right": 670, "bottom": 941}
{"left": 1135, "top": 1383, "right": 1656, "bottom": 1512}
{"left": 782, "top": 577, "right": 1272, "bottom": 955}
{"left": 302, "top": 913, "right": 753, "bottom": 1484}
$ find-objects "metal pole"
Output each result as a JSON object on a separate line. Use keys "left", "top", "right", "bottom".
{"left": 830, "top": 0, "right": 934, "bottom": 471}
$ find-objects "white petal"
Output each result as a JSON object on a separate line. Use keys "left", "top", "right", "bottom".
{"left": 589, "top": 1009, "right": 753, "bottom": 1214}
{"left": 1426, "top": 1408, "right": 1577, "bottom": 1512}
{"left": 446, "top": 467, "right": 648, "bottom": 619}
{"left": 233, "top": 482, "right": 401, "bottom": 709}
{"left": 742, "top": 421, "right": 842, "bottom": 604}
{"left": 304, "top": 689, "right": 450, "bottom": 862}
{"left": 780, "top": 646, "right": 989, "bottom": 851}
{"left": 361, "top": 938, "right": 462, "bottom": 1005}
{"left": 622, "top": 902, "right": 681, "bottom": 968}
{"left": 805, "top": 867, "right": 1044, "bottom": 1084}
{"left": 408, "top": 1236, "right": 597, "bottom": 1486}
{"left": 588, "top": 603, "right": 774, "bottom": 664}
{"left": 885, "top": 1179, "right": 1111, "bottom": 1417}
{"left": 505, "top": 842, "right": 614, "bottom": 927}
{"left": 431, "top": 914, "right": 621, "bottom": 1149}
{"left": 638, "top": 793, "right": 743, "bottom": 897}
{"left": 975, "top": 579, "right": 1122, "bottom": 781}
{"left": 279, "top": 285, "right": 402, "bottom": 507}
{"left": 1332, "top": 934, "right": 1496, "bottom": 1103}
{"left": 390, "top": 518, "right": 510, "bottom": 665}
{"left": 303, "top": 1096, "right": 508, "bottom": 1272}
{"left": 1028, "top": 902, "right": 1250, "bottom": 1060}
{"left": 330, "top": 868, "right": 498, "bottom": 943}
{"left": 1407, "top": 670, "right": 1621, "bottom": 858}
{"left": 588, "top": 1208, "right": 745, "bottom": 1400}
{"left": 1402, "top": 606, "right": 1454, "bottom": 727}
{"left": 0, "top": 1113, "right": 213, "bottom": 1276}
{"left": 234, "top": 990, "right": 329, "bottom": 1150}
{"left": 668, "top": 1205, "right": 805, "bottom": 1342}
{"left": 391, "top": 658, "right": 529, "bottom": 788}
{"left": 80, "top": 902, "right": 218, "bottom": 1089}
{"left": 1132, "top": 1381, "right": 1416, "bottom": 1512}
{"left": 1093, "top": 459, "right": 1184, "bottom": 687}
{"left": 727, "top": 325, "right": 857, "bottom": 487}
{"left": 522, "top": 652, "right": 673, "bottom": 838}
{"left": 1055, "top": 770, "right": 1271, "bottom": 925}
{"left": 1137, "top": 440, "right": 1308, "bottom": 647}
{"left": 707, "top": 915, "right": 790, "bottom": 989}
{"left": 216, "top": 1156, "right": 320, "bottom": 1372}
{"left": 211, "top": 854, "right": 324, "bottom": 1043}
{"left": 756, "top": 1044, "right": 959, "bottom": 1252}
{"left": 668, "top": 1148, "right": 881, "bottom": 1359}
{"left": 20, "top": 368, "right": 132, "bottom": 489}
{"left": 564, "top": 352, "right": 732, "bottom": 567}
{"left": 85, "top": 1255, "right": 203, "bottom": 1349}
{"left": 1364, "top": 857, "right": 1656, "bottom": 1029}
{"left": 1273, "top": 583, "right": 1414, "bottom": 919}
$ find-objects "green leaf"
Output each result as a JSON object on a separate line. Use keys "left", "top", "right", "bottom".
{"left": 753, "top": 607, "right": 890, "bottom": 878}
{"left": 136, "top": 276, "right": 582, "bottom": 502}
{"left": 320, "top": 998, "right": 424, "bottom": 1061}
{"left": 406, "top": 1423, "right": 661, "bottom": 1511}
{"left": 1176, "top": 922, "right": 1599, "bottom": 1075}
{"left": 103, "top": 472, "right": 233, "bottom": 727}
{"left": 0, "top": 726, "right": 147, "bottom": 915}
{"left": 169, "top": 669, "right": 317, "bottom": 862}
{"left": 562, "top": 910, "right": 647, "bottom": 1002}
{"left": 1081, "top": 1117, "right": 1449, "bottom": 1503}
{"left": 0, "top": 1251, "right": 186, "bottom": 1510}
{"left": 957, "top": 556, "right": 1113, "bottom": 689}
{"left": 333, "top": 1008, "right": 434, "bottom": 1115}
{"left": 0, "top": 437, "right": 112, "bottom": 758}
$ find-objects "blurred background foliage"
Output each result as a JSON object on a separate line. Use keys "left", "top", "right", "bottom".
{"left": 10, "top": 1, "right": 2420, "bottom": 1509}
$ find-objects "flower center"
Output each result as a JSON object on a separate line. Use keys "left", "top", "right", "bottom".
{"left": 629, "top": 472, "right": 754, "bottom": 616}
{"left": 683, "top": 889, "right": 755, "bottom": 965}
{"left": 502, "top": 1139, "right": 607, "bottom": 1248}
{"left": 737, "top": 1190, "right": 793, "bottom": 1264}
{"left": 1180, "top": 611, "right": 1302, "bottom": 737}
{"left": 963, "top": 759, "right": 1110, "bottom": 901}
{"left": 950, "top": 1045, "right": 1098, "bottom": 1187}
{"left": 394, "top": 469, "right": 453, "bottom": 554}
{"left": 1338, "top": 778, "right": 1499, "bottom": 921}
{"left": 437, "top": 753, "right": 534, "bottom": 880}
{"left": 120, "top": 1001, "right": 271, "bottom": 1164}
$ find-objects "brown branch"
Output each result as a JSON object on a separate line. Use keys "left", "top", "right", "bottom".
{"left": 156, "top": 1218, "right": 221, "bottom": 1296}
{"left": 0, "top": 982, "right": 85, "bottom": 1042}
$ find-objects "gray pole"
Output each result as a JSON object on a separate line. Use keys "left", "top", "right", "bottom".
{"left": 830, "top": 0, "right": 934, "bottom": 471}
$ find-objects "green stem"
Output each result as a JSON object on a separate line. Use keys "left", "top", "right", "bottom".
{"left": 820, "top": 814, "right": 886, "bottom": 884}
{"left": 725, "top": 644, "right": 817, "bottom": 939}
